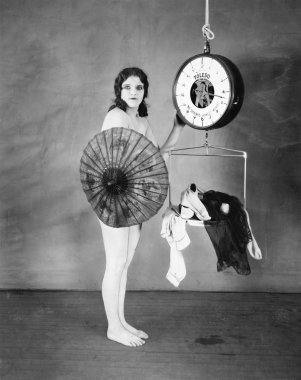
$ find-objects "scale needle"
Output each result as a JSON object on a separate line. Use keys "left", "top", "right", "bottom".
{"left": 208, "top": 93, "right": 225, "bottom": 98}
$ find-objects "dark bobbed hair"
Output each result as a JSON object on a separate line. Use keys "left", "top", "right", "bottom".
{"left": 108, "top": 67, "right": 149, "bottom": 117}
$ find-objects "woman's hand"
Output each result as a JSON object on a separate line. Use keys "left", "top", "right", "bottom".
{"left": 161, "top": 151, "right": 170, "bottom": 163}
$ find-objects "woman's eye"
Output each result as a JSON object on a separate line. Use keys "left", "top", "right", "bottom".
{"left": 122, "top": 85, "right": 144, "bottom": 91}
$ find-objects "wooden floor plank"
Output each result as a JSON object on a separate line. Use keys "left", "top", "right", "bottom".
{"left": 0, "top": 291, "right": 300, "bottom": 380}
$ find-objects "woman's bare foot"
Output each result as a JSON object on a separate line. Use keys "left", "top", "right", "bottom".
{"left": 107, "top": 326, "right": 145, "bottom": 347}
{"left": 121, "top": 321, "right": 149, "bottom": 339}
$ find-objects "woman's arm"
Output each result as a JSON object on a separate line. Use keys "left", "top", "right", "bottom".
{"left": 160, "top": 114, "right": 186, "bottom": 162}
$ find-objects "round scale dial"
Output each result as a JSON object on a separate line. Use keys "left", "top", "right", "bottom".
{"left": 173, "top": 54, "right": 244, "bottom": 130}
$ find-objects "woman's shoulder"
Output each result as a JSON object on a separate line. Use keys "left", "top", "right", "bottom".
{"left": 101, "top": 107, "right": 129, "bottom": 131}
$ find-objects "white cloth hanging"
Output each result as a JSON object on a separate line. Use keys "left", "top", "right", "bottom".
{"left": 160, "top": 206, "right": 190, "bottom": 286}
{"left": 160, "top": 206, "right": 190, "bottom": 251}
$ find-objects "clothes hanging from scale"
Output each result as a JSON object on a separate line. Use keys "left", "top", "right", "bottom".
{"left": 161, "top": 184, "right": 262, "bottom": 287}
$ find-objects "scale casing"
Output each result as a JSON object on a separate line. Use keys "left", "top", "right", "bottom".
{"left": 172, "top": 53, "right": 244, "bottom": 130}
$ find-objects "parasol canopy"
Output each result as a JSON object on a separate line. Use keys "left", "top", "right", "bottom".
{"left": 80, "top": 127, "right": 169, "bottom": 227}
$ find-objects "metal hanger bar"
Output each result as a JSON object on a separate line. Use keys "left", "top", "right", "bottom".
{"left": 168, "top": 150, "right": 247, "bottom": 214}
{"left": 168, "top": 131, "right": 247, "bottom": 215}
{"left": 171, "top": 145, "right": 247, "bottom": 157}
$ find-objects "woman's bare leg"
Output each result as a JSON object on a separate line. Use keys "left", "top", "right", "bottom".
{"left": 100, "top": 220, "right": 145, "bottom": 347}
{"left": 118, "top": 224, "right": 149, "bottom": 339}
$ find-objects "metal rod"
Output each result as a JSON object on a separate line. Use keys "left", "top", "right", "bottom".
{"left": 168, "top": 154, "right": 172, "bottom": 206}
{"left": 243, "top": 154, "right": 247, "bottom": 208}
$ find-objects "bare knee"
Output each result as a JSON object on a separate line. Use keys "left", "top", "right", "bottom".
{"left": 105, "top": 256, "right": 127, "bottom": 275}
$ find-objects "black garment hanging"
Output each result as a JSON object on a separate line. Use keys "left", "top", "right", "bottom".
{"left": 202, "top": 190, "right": 252, "bottom": 275}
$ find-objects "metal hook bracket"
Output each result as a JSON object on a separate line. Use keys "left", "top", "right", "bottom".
{"left": 203, "top": 37, "right": 210, "bottom": 54}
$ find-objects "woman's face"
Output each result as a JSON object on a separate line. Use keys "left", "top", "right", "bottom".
{"left": 121, "top": 76, "right": 145, "bottom": 110}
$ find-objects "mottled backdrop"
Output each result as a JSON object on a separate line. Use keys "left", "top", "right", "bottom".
{"left": 0, "top": 0, "right": 300, "bottom": 291}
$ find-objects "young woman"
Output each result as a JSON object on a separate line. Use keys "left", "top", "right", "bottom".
{"left": 99, "top": 67, "right": 185, "bottom": 347}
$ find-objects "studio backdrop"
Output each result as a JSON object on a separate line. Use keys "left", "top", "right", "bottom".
{"left": 0, "top": 0, "right": 300, "bottom": 291}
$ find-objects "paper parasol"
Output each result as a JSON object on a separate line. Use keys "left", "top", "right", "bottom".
{"left": 80, "top": 127, "right": 169, "bottom": 227}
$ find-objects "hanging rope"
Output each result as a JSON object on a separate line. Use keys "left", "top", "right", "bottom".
{"left": 202, "top": 0, "right": 215, "bottom": 40}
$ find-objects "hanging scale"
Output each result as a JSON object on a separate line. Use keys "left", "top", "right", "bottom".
{"left": 172, "top": 0, "right": 245, "bottom": 131}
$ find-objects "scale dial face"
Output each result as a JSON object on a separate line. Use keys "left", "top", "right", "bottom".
{"left": 173, "top": 54, "right": 244, "bottom": 130}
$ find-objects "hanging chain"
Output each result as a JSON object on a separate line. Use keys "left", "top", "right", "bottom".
{"left": 202, "top": 0, "right": 215, "bottom": 53}
{"left": 205, "top": 131, "right": 209, "bottom": 154}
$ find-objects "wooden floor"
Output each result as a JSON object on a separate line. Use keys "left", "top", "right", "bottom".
{"left": 0, "top": 291, "right": 300, "bottom": 380}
